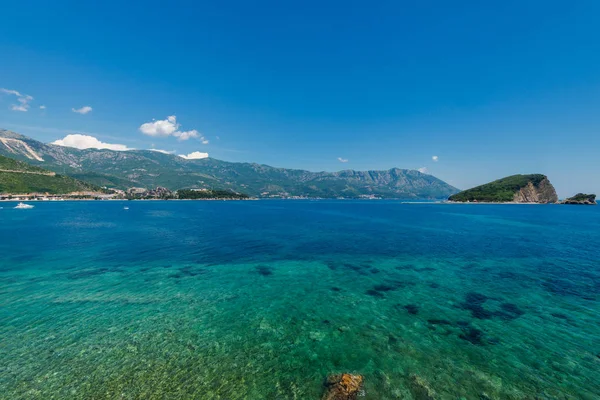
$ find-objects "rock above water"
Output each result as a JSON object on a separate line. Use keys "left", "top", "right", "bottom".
{"left": 559, "top": 193, "right": 597, "bottom": 205}
{"left": 322, "top": 373, "right": 364, "bottom": 400}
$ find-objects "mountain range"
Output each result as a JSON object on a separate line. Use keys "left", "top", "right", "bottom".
{"left": 0, "top": 129, "right": 458, "bottom": 198}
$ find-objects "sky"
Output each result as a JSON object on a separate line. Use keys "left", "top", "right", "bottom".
{"left": 1, "top": 0, "right": 599, "bottom": 197}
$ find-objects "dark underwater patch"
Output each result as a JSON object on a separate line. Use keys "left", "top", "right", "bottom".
{"left": 461, "top": 292, "right": 493, "bottom": 319}
{"left": 551, "top": 312, "right": 569, "bottom": 320}
{"left": 460, "top": 292, "right": 525, "bottom": 321}
{"left": 255, "top": 265, "right": 273, "bottom": 276}
{"left": 330, "top": 286, "right": 342, "bottom": 292}
{"left": 542, "top": 278, "right": 597, "bottom": 300}
{"left": 180, "top": 266, "right": 207, "bottom": 277}
{"left": 329, "top": 262, "right": 371, "bottom": 275}
{"left": 366, "top": 289, "right": 385, "bottom": 298}
{"left": 404, "top": 304, "right": 419, "bottom": 315}
{"left": 494, "top": 302, "right": 525, "bottom": 320}
{"left": 459, "top": 326, "right": 485, "bottom": 345}
{"left": 466, "top": 292, "right": 488, "bottom": 304}
{"left": 542, "top": 279, "right": 579, "bottom": 296}
{"left": 496, "top": 271, "right": 531, "bottom": 281}
{"left": 326, "top": 261, "right": 339, "bottom": 271}
{"left": 68, "top": 267, "right": 112, "bottom": 280}
{"left": 170, "top": 266, "right": 208, "bottom": 279}
{"left": 373, "top": 284, "right": 396, "bottom": 292}
{"left": 368, "top": 279, "right": 409, "bottom": 298}
{"left": 428, "top": 319, "right": 452, "bottom": 325}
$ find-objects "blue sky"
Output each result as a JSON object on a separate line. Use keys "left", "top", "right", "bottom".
{"left": 1, "top": 1, "right": 599, "bottom": 196}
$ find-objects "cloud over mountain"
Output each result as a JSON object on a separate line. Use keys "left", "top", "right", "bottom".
{"left": 179, "top": 151, "right": 209, "bottom": 160}
{"left": 52, "top": 134, "right": 130, "bottom": 151}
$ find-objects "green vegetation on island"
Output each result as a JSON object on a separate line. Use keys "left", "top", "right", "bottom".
{"left": 448, "top": 174, "right": 558, "bottom": 203}
{"left": 0, "top": 154, "right": 100, "bottom": 194}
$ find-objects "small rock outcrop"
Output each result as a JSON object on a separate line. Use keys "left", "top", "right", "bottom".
{"left": 322, "top": 373, "right": 364, "bottom": 400}
{"left": 560, "top": 193, "right": 597, "bottom": 205}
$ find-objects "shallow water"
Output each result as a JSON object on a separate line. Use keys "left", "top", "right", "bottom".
{"left": 1, "top": 201, "right": 599, "bottom": 399}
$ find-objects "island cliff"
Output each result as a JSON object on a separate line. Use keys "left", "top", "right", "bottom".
{"left": 448, "top": 174, "right": 558, "bottom": 203}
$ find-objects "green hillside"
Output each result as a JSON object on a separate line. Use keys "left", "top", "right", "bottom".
{"left": 0, "top": 155, "right": 99, "bottom": 194}
{"left": 448, "top": 174, "right": 550, "bottom": 202}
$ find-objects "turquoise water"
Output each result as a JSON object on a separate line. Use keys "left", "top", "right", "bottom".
{"left": 1, "top": 201, "right": 599, "bottom": 399}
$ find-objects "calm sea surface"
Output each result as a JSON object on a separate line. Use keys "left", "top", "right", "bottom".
{"left": 1, "top": 200, "right": 599, "bottom": 399}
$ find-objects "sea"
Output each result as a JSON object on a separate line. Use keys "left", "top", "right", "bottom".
{"left": 1, "top": 200, "right": 599, "bottom": 399}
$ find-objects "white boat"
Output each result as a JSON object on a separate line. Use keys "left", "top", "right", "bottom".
{"left": 123, "top": 206, "right": 129, "bottom": 210}
{"left": 14, "top": 202, "right": 34, "bottom": 209}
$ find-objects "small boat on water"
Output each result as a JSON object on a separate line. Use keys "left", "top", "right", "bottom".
{"left": 123, "top": 206, "right": 129, "bottom": 210}
{"left": 15, "top": 202, "right": 34, "bottom": 209}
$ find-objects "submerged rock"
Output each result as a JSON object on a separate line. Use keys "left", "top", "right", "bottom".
{"left": 322, "top": 373, "right": 364, "bottom": 400}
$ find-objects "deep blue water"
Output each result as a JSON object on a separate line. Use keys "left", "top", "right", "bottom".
{"left": 1, "top": 201, "right": 599, "bottom": 399}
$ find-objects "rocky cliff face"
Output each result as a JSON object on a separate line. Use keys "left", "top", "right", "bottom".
{"left": 512, "top": 178, "right": 558, "bottom": 203}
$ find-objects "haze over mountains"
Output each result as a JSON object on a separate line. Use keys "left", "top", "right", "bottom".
{"left": 0, "top": 129, "right": 458, "bottom": 198}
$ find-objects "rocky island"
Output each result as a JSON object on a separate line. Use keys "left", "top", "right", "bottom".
{"left": 448, "top": 174, "right": 558, "bottom": 203}
{"left": 559, "top": 193, "right": 597, "bottom": 205}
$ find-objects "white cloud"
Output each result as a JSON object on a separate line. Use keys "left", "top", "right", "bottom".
{"left": 139, "top": 115, "right": 208, "bottom": 142}
{"left": 173, "top": 129, "right": 199, "bottom": 141}
{"left": 148, "top": 148, "right": 175, "bottom": 154}
{"left": 337, "top": 157, "right": 349, "bottom": 163}
{"left": 40, "top": 105, "right": 46, "bottom": 110}
{"left": 418, "top": 167, "right": 429, "bottom": 174}
{"left": 52, "top": 134, "right": 131, "bottom": 151}
{"left": 72, "top": 106, "right": 92, "bottom": 114}
{"left": 1, "top": 88, "right": 33, "bottom": 112}
{"left": 140, "top": 115, "right": 179, "bottom": 136}
{"left": 179, "top": 151, "right": 209, "bottom": 160}
{"left": 432, "top": 155, "right": 439, "bottom": 162}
